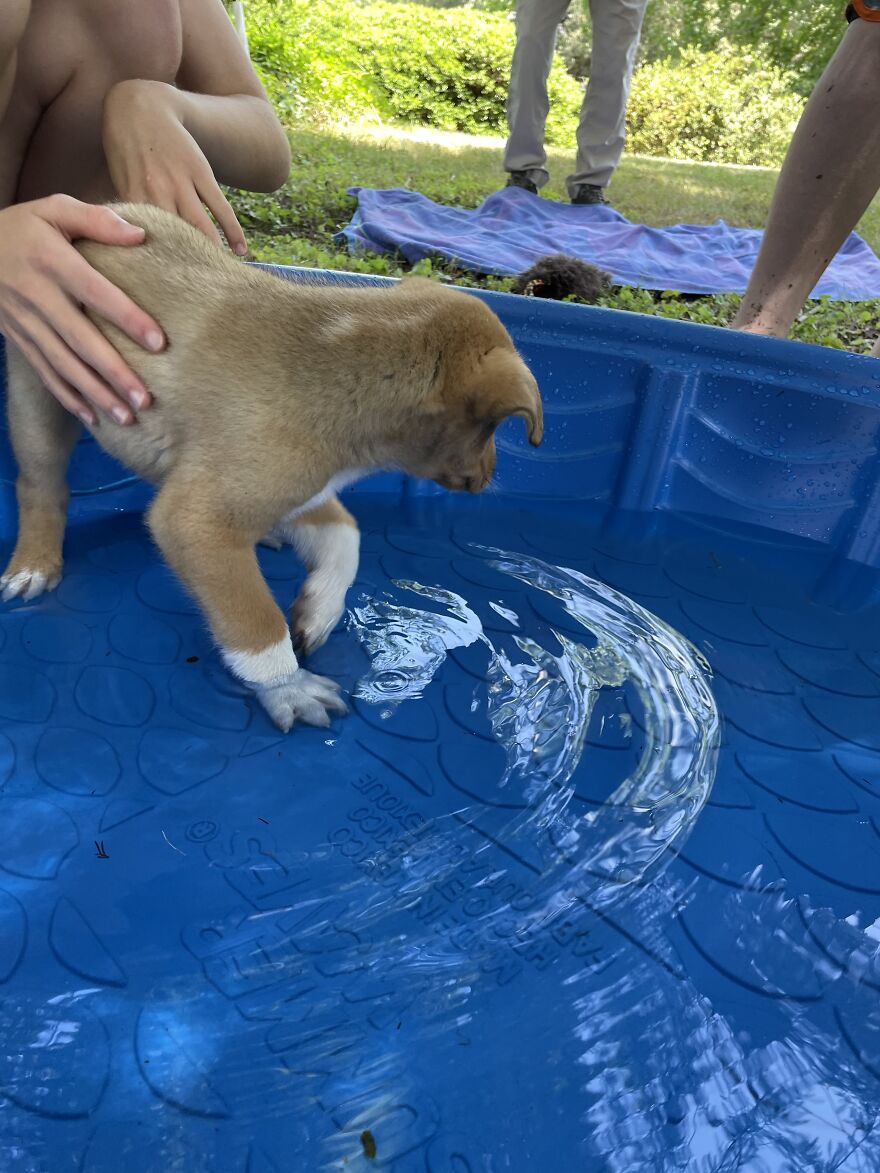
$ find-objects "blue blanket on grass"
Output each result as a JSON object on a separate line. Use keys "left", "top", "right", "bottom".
{"left": 337, "top": 185, "right": 880, "bottom": 300}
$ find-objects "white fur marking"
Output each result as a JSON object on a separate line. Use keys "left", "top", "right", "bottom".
{"left": 220, "top": 636, "right": 346, "bottom": 731}
{"left": 321, "top": 313, "right": 355, "bottom": 345}
{"left": 292, "top": 522, "right": 360, "bottom": 651}
{"left": 221, "top": 634, "right": 297, "bottom": 687}
{"left": 284, "top": 470, "right": 367, "bottom": 521}
{"left": 293, "top": 521, "right": 360, "bottom": 579}
{"left": 323, "top": 304, "right": 431, "bottom": 346}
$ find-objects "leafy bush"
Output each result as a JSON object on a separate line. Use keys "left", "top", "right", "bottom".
{"left": 625, "top": 43, "right": 804, "bottom": 166}
{"left": 634, "top": 0, "right": 843, "bottom": 98}
{"left": 242, "top": 3, "right": 808, "bottom": 167}
{"left": 367, "top": 0, "right": 514, "bottom": 9}
{"left": 248, "top": 0, "right": 844, "bottom": 100}
{"left": 244, "top": 0, "right": 581, "bottom": 142}
{"left": 243, "top": 1, "right": 386, "bottom": 125}
{"left": 356, "top": 1, "right": 581, "bottom": 141}
{"left": 555, "top": 2, "right": 592, "bottom": 81}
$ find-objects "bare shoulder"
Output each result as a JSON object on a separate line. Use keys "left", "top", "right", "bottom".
{"left": 0, "top": 0, "right": 31, "bottom": 119}
{"left": 0, "top": 0, "right": 30, "bottom": 59}
{"left": 176, "top": 0, "right": 265, "bottom": 98}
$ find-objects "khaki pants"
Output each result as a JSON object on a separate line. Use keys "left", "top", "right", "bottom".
{"left": 504, "top": 0, "right": 647, "bottom": 194}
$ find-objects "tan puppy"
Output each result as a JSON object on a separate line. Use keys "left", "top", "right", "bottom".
{"left": 2, "top": 203, "right": 543, "bottom": 730}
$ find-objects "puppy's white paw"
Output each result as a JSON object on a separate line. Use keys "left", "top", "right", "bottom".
{"left": 1, "top": 567, "right": 61, "bottom": 603}
{"left": 257, "top": 669, "right": 347, "bottom": 733}
{"left": 292, "top": 581, "right": 347, "bottom": 658}
{"left": 290, "top": 523, "right": 360, "bottom": 657}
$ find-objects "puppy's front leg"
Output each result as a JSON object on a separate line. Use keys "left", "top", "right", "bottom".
{"left": 2, "top": 345, "right": 81, "bottom": 601}
{"left": 148, "top": 483, "right": 346, "bottom": 732}
{"left": 284, "top": 498, "right": 360, "bottom": 657}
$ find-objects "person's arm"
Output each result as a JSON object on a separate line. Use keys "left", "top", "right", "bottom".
{"left": 174, "top": 0, "right": 291, "bottom": 192}
{"left": 102, "top": 0, "right": 290, "bottom": 254}
{"left": 0, "top": 5, "right": 165, "bottom": 426}
{"left": 732, "top": 19, "right": 880, "bottom": 348}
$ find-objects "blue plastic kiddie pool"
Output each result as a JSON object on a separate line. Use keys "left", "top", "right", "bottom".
{"left": 2, "top": 268, "right": 880, "bottom": 1172}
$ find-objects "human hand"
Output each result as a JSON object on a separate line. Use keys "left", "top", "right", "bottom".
{"left": 0, "top": 196, "right": 165, "bottom": 426}
{"left": 103, "top": 79, "right": 248, "bottom": 256}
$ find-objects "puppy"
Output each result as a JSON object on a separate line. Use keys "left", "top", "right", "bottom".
{"left": 3, "top": 203, "right": 543, "bottom": 731}
{"left": 511, "top": 255, "right": 612, "bottom": 302}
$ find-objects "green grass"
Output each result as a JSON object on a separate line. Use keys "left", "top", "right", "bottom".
{"left": 229, "top": 123, "right": 880, "bottom": 352}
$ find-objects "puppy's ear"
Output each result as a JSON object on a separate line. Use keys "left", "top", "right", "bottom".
{"left": 471, "top": 347, "right": 543, "bottom": 446}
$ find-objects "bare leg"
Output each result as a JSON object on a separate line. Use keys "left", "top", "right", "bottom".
{"left": 264, "top": 497, "right": 360, "bottom": 657}
{"left": 2, "top": 344, "right": 81, "bottom": 601}
{"left": 732, "top": 20, "right": 880, "bottom": 337}
{"left": 148, "top": 479, "right": 346, "bottom": 731}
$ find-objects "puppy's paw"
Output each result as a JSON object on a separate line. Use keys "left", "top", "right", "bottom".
{"left": 1, "top": 565, "right": 62, "bottom": 603}
{"left": 257, "top": 669, "right": 347, "bottom": 733}
{"left": 292, "top": 581, "right": 347, "bottom": 658}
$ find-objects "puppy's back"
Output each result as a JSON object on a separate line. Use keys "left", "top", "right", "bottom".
{"left": 76, "top": 203, "right": 248, "bottom": 331}
{"left": 70, "top": 207, "right": 260, "bottom": 479}
{"left": 69, "top": 206, "right": 398, "bottom": 482}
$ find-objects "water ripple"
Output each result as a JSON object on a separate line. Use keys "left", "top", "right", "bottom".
{"left": 348, "top": 545, "right": 720, "bottom": 935}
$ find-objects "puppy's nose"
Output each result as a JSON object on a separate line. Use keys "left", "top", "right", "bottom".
{"left": 464, "top": 472, "right": 490, "bottom": 493}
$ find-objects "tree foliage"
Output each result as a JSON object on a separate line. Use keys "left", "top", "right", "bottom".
{"left": 241, "top": 0, "right": 809, "bottom": 165}
{"left": 343, "top": 0, "right": 846, "bottom": 95}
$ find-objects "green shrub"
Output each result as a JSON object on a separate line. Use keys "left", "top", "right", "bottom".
{"left": 634, "top": 1, "right": 843, "bottom": 99}
{"left": 354, "top": 1, "right": 580, "bottom": 141}
{"left": 243, "top": 0, "right": 581, "bottom": 142}
{"left": 242, "top": 4, "right": 806, "bottom": 168}
{"left": 244, "top": 1, "right": 387, "bottom": 125}
{"left": 555, "top": 1, "right": 592, "bottom": 81}
{"left": 362, "top": 0, "right": 515, "bottom": 9}
{"left": 625, "top": 43, "right": 804, "bottom": 166}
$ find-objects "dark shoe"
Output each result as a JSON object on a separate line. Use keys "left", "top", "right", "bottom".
{"left": 571, "top": 183, "right": 610, "bottom": 206}
{"left": 506, "top": 171, "right": 538, "bottom": 195}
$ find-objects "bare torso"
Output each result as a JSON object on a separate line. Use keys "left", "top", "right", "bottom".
{"left": 0, "top": 0, "right": 184, "bottom": 207}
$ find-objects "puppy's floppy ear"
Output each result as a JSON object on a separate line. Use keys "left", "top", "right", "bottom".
{"left": 471, "top": 347, "right": 543, "bottom": 446}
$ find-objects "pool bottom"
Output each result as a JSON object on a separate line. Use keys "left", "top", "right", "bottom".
{"left": 1, "top": 493, "right": 880, "bottom": 1172}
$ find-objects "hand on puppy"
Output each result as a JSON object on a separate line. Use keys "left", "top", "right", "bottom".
{"left": 103, "top": 79, "right": 247, "bottom": 257}
{"left": 0, "top": 197, "right": 165, "bottom": 426}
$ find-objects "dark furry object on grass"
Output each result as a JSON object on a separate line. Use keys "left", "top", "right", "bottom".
{"left": 511, "top": 254, "right": 613, "bottom": 302}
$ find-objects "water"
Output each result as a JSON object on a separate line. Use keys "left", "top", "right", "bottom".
{"left": 332, "top": 497, "right": 880, "bottom": 1171}
{"left": 348, "top": 548, "right": 720, "bottom": 918}
{"left": 2, "top": 494, "right": 880, "bottom": 1171}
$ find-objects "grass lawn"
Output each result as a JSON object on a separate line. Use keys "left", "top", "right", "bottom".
{"left": 230, "top": 122, "right": 880, "bottom": 353}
